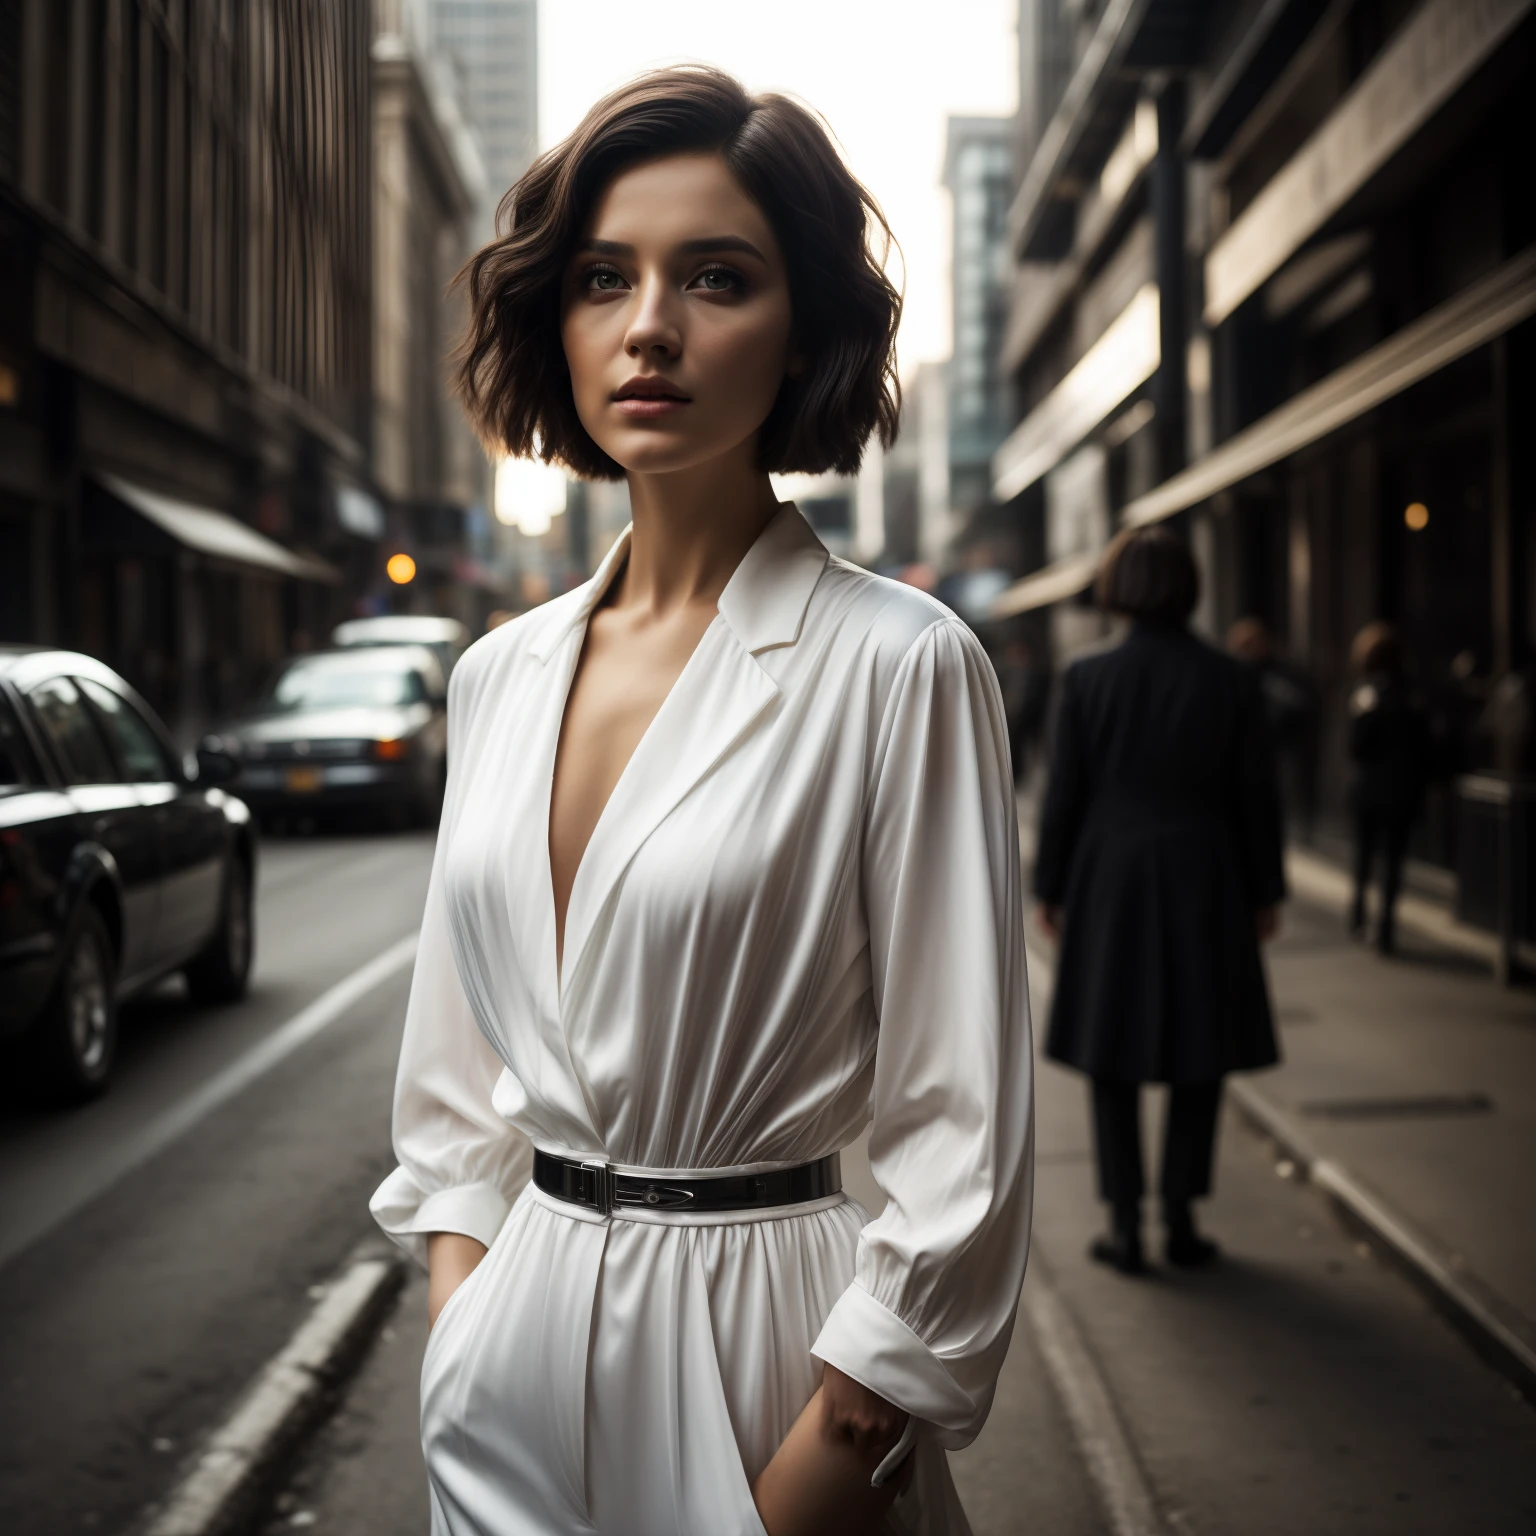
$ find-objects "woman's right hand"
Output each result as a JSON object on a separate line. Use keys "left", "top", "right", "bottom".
{"left": 426, "top": 1232, "right": 488, "bottom": 1330}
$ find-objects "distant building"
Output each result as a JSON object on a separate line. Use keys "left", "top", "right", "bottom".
{"left": 995, "top": 0, "right": 1536, "bottom": 871}
{"left": 0, "top": 0, "right": 375, "bottom": 740}
{"left": 428, "top": 0, "right": 539, "bottom": 243}
{"left": 943, "top": 116, "right": 1014, "bottom": 523}
{"left": 373, "top": 0, "right": 502, "bottom": 631}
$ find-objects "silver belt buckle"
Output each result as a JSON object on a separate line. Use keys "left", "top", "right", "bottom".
{"left": 581, "top": 1159, "right": 615, "bottom": 1216}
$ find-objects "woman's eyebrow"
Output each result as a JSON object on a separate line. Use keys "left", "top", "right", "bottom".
{"left": 575, "top": 235, "right": 769, "bottom": 262}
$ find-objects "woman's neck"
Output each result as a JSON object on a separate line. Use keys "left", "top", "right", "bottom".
{"left": 616, "top": 449, "right": 780, "bottom": 618}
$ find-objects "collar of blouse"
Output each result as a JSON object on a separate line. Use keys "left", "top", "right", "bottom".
{"left": 525, "top": 501, "right": 831, "bottom": 666}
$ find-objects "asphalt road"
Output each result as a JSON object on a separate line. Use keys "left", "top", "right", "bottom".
{"left": 2, "top": 829, "right": 1533, "bottom": 1535}
{"left": 0, "top": 831, "right": 436, "bottom": 1536}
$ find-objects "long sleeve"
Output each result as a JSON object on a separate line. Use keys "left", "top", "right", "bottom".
{"left": 370, "top": 663, "right": 533, "bottom": 1266}
{"left": 1032, "top": 664, "right": 1088, "bottom": 904}
{"left": 811, "top": 620, "right": 1034, "bottom": 1450}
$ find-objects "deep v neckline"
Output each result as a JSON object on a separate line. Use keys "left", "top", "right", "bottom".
{"left": 545, "top": 593, "right": 719, "bottom": 994}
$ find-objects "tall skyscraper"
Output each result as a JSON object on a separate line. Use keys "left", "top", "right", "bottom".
{"left": 428, "top": 0, "right": 539, "bottom": 242}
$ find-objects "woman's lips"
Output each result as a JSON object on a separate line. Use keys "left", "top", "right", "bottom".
{"left": 613, "top": 395, "right": 690, "bottom": 418}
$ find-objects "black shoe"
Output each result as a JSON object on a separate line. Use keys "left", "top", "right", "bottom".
{"left": 1089, "top": 1230, "right": 1145, "bottom": 1275}
{"left": 1164, "top": 1228, "right": 1220, "bottom": 1268}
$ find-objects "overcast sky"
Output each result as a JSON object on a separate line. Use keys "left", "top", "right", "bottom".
{"left": 539, "top": 0, "right": 1018, "bottom": 379}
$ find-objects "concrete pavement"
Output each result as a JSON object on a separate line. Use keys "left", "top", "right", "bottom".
{"left": 252, "top": 909, "right": 1536, "bottom": 1535}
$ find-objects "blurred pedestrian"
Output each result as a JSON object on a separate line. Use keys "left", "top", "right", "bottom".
{"left": 1348, "top": 622, "right": 1432, "bottom": 954}
{"left": 1227, "top": 615, "right": 1315, "bottom": 835}
{"left": 1035, "top": 527, "right": 1285, "bottom": 1274}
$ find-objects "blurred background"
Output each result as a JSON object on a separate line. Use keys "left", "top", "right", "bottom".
{"left": 3, "top": 3, "right": 1536, "bottom": 1534}
{"left": 2, "top": 0, "right": 1532, "bottom": 886}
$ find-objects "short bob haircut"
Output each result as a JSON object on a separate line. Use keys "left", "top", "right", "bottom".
{"left": 1095, "top": 526, "right": 1201, "bottom": 623}
{"left": 1350, "top": 620, "right": 1403, "bottom": 676}
{"left": 455, "top": 66, "right": 902, "bottom": 480}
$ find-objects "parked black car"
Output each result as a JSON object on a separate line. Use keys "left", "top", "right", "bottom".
{"left": 0, "top": 648, "right": 256, "bottom": 1102}
{"left": 218, "top": 645, "right": 448, "bottom": 829}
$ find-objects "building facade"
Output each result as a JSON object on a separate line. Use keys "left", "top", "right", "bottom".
{"left": 373, "top": 0, "right": 501, "bottom": 631}
{"left": 0, "top": 0, "right": 376, "bottom": 740}
{"left": 943, "top": 115, "right": 1016, "bottom": 524}
{"left": 427, "top": 0, "right": 538, "bottom": 244}
{"left": 995, "top": 0, "right": 1536, "bottom": 868}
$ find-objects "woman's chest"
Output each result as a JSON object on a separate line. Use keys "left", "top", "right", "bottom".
{"left": 443, "top": 644, "right": 876, "bottom": 1004}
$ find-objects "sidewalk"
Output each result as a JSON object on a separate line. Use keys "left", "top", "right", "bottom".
{"left": 1020, "top": 790, "right": 1536, "bottom": 1400}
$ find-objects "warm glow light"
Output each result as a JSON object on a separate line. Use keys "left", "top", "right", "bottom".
{"left": 495, "top": 456, "right": 568, "bottom": 537}
{"left": 386, "top": 552, "right": 417, "bottom": 584}
{"left": 1404, "top": 502, "right": 1429, "bottom": 531}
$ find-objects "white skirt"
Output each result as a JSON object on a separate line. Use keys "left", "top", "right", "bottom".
{"left": 420, "top": 1183, "right": 971, "bottom": 1535}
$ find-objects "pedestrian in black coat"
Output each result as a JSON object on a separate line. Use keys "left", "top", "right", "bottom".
{"left": 1034, "top": 527, "right": 1286, "bottom": 1274}
{"left": 1347, "top": 622, "right": 1432, "bottom": 955}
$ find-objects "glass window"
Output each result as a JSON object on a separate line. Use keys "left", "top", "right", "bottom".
{"left": 264, "top": 652, "right": 429, "bottom": 711}
{"left": 78, "top": 678, "right": 175, "bottom": 782}
{"left": 27, "top": 677, "right": 118, "bottom": 785}
{"left": 0, "top": 692, "right": 42, "bottom": 791}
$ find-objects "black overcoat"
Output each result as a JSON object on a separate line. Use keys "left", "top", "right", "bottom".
{"left": 1034, "top": 622, "right": 1285, "bottom": 1084}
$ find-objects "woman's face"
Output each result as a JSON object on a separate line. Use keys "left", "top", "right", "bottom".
{"left": 561, "top": 153, "right": 796, "bottom": 477}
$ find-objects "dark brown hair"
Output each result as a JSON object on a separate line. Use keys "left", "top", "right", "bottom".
{"left": 1350, "top": 620, "right": 1402, "bottom": 676}
{"left": 455, "top": 66, "right": 902, "bottom": 480}
{"left": 1095, "top": 525, "right": 1201, "bottom": 622}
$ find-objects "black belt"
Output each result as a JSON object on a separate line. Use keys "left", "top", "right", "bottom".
{"left": 533, "top": 1149, "right": 842, "bottom": 1217}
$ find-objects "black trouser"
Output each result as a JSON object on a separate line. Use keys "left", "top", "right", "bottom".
{"left": 1090, "top": 1079, "right": 1223, "bottom": 1210}
{"left": 1352, "top": 806, "right": 1413, "bottom": 945}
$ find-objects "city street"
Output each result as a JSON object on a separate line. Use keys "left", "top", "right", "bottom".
{"left": 255, "top": 896, "right": 1536, "bottom": 1536}
{"left": 5, "top": 827, "right": 1525, "bottom": 1533}
{"left": 0, "top": 832, "right": 436, "bottom": 1535}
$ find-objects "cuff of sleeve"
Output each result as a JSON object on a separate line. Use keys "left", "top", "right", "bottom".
{"left": 811, "top": 1281, "right": 976, "bottom": 1444}
{"left": 369, "top": 1168, "right": 511, "bottom": 1268}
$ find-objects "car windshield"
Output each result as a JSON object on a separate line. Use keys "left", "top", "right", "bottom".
{"left": 264, "top": 654, "right": 427, "bottom": 711}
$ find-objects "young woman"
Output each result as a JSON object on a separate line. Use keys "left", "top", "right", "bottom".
{"left": 370, "top": 68, "right": 1033, "bottom": 1536}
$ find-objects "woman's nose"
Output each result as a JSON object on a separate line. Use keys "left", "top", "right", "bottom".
{"left": 624, "top": 275, "right": 682, "bottom": 360}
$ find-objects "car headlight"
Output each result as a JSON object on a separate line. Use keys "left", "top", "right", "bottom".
{"left": 373, "top": 737, "right": 410, "bottom": 761}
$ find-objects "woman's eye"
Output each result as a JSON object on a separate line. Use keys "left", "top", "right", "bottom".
{"left": 584, "top": 268, "right": 625, "bottom": 293}
{"left": 693, "top": 267, "right": 744, "bottom": 294}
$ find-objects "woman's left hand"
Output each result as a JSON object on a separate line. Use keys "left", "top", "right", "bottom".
{"left": 821, "top": 1364, "right": 909, "bottom": 1462}
{"left": 750, "top": 1366, "right": 910, "bottom": 1535}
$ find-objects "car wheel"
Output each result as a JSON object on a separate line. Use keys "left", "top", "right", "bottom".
{"left": 185, "top": 856, "right": 254, "bottom": 1005}
{"left": 29, "top": 904, "right": 118, "bottom": 1105}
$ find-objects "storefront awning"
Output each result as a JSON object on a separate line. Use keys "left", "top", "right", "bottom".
{"left": 991, "top": 550, "right": 1100, "bottom": 619}
{"left": 1123, "top": 247, "right": 1536, "bottom": 529}
{"left": 992, "top": 284, "right": 1161, "bottom": 502}
{"left": 98, "top": 475, "right": 340, "bottom": 584}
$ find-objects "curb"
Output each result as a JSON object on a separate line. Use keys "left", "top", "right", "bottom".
{"left": 1228, "top": 1078, "right": 1536, "bottom": 1408}
{"left": 137, "top": 1242, "right": 407, "bottom": 1536}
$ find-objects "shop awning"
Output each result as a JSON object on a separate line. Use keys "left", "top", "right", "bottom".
{"left": 1124, "top": 246, "right": 1536, "bottom": 528}
{"left": 98, "top": 475, "right": 340, "bottom": 584}
{"left": 991, "top": 550, "right": 1100, "bottom": 619}
{"left": 992, "top": 284, "right": 1161, "bottom": 502}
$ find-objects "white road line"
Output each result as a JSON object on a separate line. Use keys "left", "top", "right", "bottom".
{"left": 141, "top": 1249, "right": 405, "bottom": 1536}
{"left": 0, "top": 933, "right": 418, "bottom": 1272}
{"left": 1023, "top": 1258, "right": 1173, "bottom": 1536}
{"left": 1022, "top": 932, "right": 1176, "bottom": 1535}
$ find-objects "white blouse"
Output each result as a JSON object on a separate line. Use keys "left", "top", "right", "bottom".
{"left": 372, "top": 504, "right": 1034, "bottom": 1536}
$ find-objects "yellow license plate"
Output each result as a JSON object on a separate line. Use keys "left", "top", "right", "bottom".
{"left": 285, "top": 765, "right": 324, "bottom": 793}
